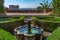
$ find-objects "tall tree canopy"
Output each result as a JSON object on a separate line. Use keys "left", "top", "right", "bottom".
{"left": 0, "top": 0, "right": 4, "bottom": 13}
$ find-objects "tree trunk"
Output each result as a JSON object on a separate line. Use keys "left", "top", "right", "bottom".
{"left": 44, "top": 9, "right": 46, "bottom": 13}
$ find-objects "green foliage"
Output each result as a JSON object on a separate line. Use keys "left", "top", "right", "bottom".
{"left": 37, "top": 6, "right": 42, "bottom": 10}
{"left": 0, "top": 16, "right": 24, "bottom": 32}
{"left": 0, "top": 16, "right": 24, "bottom": 23}
{"left": 34, "top": 16, "right": 60, "bottom": 23}
{"left": 0, "top": 0, "right": 4, "bottom": 13}
{"left": 47, "top": 27, "right": 60, "bottom": 40}
{"left": 53, "top": 0, "right": 60, "bottom": 16}
{"left": 37, "top": 0, "right": 52, "bottom": 10}
{"left": 33, "top": 16, "right": 60, "bottom": 31}
{"left": 0, "top": 28, "right": 17, "bottom": 40}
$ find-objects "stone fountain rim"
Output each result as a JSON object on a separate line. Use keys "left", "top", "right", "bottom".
{"left": 14, "top": 25, "right": 44, "bottom": 36}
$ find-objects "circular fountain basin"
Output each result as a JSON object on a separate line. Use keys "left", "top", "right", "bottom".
{"left": 17, "top": 25, "right": 42, "bottom": 35}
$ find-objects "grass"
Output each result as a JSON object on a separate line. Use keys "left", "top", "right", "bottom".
{"left": 0, "top": 28, "right": 17, "bottom": 40}
{"left": 47, "top": 27, "right": 60, "bottom": 40}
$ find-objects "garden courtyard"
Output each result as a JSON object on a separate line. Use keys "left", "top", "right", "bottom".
{"left": 0, "top": 16, "right": 60, "bottom": 40}
{"left": 0, "top": 0, "right": 60, "bottom": 40}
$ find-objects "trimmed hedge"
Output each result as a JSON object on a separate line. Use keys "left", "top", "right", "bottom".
{"left": 34, "top": 16, "right": 60, "bottom": 23}
{"left": 47, "top": 27, "right": 60, "bottom": 40}
{"left": 0, "top": 28, "right": 17, "bottom": 40}
{"left": 0, "top": 16, "right": 24, "bottom": 23}
{"left": 0, "top": 16, "right": 25, "bottom": 34}
{"left": 33, "top": 16, "right": 60, "bottom": 31}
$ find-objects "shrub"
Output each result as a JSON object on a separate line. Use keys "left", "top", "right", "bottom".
{"left": 0, "top": 16, "right": 24, "bottom": 23}
{"left": 0, "top": 0, "right": 4, "bottom": 13}
{"left": 53, "top": 0, "right": 60, "bottom": 16}
{"left": 0, "top": 28, "right": 17, "bottom": 40}
{"left": 47, "top": 27, "right": 60, "bottom": 40}
{"left": 33, "top": 16, "right": 60, "bottom": 31}
{"left": 0, "top": 16, "right": 24, "bottom": 34}
{"left": 35, "top": 16, "right": 60, "bottom": 21}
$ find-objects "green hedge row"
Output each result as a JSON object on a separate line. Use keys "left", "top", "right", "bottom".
{"left": 0, "top": 16, "right": 25, "bottom": 34}
{"left": 33, "top": 16, "right": 60, "bottom": 24}
{"left": 0, "top": 28, "right": 17, "bottom": 40}
{"left": 47, "top": 27, "right": 60, "bottom": 40}
{"left": 35, "top": 16, "right": 60, "bottom": 22}
{"left": 33, "top": 16, "right": 60, "bottom": 31}
{"left": 0, "top": 16, "right": 24, "bottom": 23}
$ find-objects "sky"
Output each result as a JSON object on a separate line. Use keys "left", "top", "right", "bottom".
{"left": 4, "top": 0, "right": 52, "bottom": 8}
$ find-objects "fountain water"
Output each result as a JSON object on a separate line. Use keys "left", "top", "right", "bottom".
{"left": 14, "top": 16, "right": 43, "bottom": 40}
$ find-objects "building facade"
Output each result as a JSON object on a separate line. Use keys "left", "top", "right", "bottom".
{"left": 9, "top": 5, "right": 19, "bottom": 10}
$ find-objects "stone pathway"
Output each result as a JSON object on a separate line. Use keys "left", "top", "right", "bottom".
{"left": 43, "top": 31, "right": 51, "bottom": 37}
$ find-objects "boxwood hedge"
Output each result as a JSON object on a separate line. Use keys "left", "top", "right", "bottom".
{"left": 0, "top": 28, "right": 17, "bottom": 40}
{"left": 47, "top": 27, "right": 60, "bottom": 40}
{"left": 0, "top": 16, "right": 24, "bottom": 34}
{"left": 33, "top": 16, "right": 60, "bottom": 31}
{"left": 35, "top": 16, "right": 60, "bottom": 21}
{"left": 0, "top": 16, "right": 24, "bottom": 23}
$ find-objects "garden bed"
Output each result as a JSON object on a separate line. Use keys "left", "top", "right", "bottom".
{"left": 33, "top": 16, "right": 60, "bottom": 32}
{"left": 0, "top": 16, "right": 25, "bottom": 34}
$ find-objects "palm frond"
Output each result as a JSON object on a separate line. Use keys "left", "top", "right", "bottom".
{"left": 39, "top": 3, "right": 45, "bottom": 9}
{"left": 37, "top": 0, "right": 52, "bottom": 10}
{"left": 48, "top": 2, "right": 52, "bottom": 8}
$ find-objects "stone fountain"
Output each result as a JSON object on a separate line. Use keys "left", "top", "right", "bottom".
{"left": 14, "top": 16, "right": 43, "bottom": 40}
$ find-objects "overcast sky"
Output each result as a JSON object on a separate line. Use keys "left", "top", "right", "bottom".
{"left": 4, "top": 0, "right": 52, "bottom": 8}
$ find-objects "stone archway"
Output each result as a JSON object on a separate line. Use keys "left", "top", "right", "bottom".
{"left": 0, "top": 0, "right": 4, "bottom": 13}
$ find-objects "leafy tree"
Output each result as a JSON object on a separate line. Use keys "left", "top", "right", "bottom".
{"left": 0, "top": 0, "right": 4, "bottom": 13}
{"left": 53, "top": 0, "right": 60, "bottom": 16}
